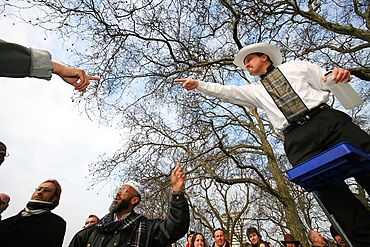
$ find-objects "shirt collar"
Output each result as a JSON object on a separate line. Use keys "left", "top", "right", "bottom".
{"left": 260, "top": 64, "right": 275, "bottom": 79}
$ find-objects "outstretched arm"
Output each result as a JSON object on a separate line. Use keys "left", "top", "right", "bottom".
{"left": 0, "top": 40, "right": 99, "bottom": 92}
{"left": 150, "top": 162, "right": 189, "bottom": 246}
{"left": 174, "top": 78, "right": 199, "bottom": 90}
{"left": 52, "top": 62, "right": 100, "bottom": 92}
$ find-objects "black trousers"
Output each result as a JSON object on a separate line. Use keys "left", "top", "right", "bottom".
{"left": 284, "top": 107, "right": 370, "bottom": 247}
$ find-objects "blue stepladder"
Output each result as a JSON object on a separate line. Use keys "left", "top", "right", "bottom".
{"left": 286, "top": 142, "right": 370, "bottom": 247}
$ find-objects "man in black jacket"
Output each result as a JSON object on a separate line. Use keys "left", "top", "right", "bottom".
{"left": 68, "top": 162, "right": 189, "bottom": 247}
{"left": 0, "top": 179, "right": 66, "bottom": 247}
{"left": 0, "top": 39, "right": 99, "bottom": 92}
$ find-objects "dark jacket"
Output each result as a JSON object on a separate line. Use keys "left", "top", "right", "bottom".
{"left": 212, "top": 241, "right": 231, "bottom": 247}
{"left": 247, "top": 241, "right": 270, "bottom": 247}
{"left": 69, "top": 192, "right": 189, "bottom": 247}
{"left": 0, "top": 39, "right": 53, "bottom": 79}
{"left": 0, "top": 211, "right": 66, "bottom": 247}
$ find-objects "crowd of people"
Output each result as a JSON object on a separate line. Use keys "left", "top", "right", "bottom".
{"left": 0, "top": 163, "right": 189, "bottom": 247}
{"left": 0, "top": 40, "right": 190, "bottom": 247}
{"left": 1, "top": 38, "right": 369, "bottom": 247}
{"left": 184, "top": 227, "right": 345, "bottom": 247}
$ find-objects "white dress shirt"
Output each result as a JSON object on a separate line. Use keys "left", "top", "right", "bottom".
{"left": 197, "top": 60, "right": 330, "bottom": 131}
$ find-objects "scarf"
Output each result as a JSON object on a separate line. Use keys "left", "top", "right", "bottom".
{"left": 96, "top": 211, "right": 147, "bottom": 247}
{"left": 20, "top": 200, "right": 54, "bottom": 217}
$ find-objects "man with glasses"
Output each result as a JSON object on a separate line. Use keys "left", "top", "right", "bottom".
{"left": 0, "top": 179, "right": 66, "bottom": 247}
{"left": 69, "top": 163, "right": 190, "bottom": 247}
{"left": 0, "top": 193, "right": 10, "bottom": 220}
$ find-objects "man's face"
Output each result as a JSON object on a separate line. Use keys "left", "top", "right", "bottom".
{"left": 335, "top": 235, "right": 346, "bottom": 247}
{"left": 0, "top": 194, "right": 10, "bottom": 214}
{"left": 31, "top": 182, "right": 57, "bottom": 203}
{"left": 0, "top": 143, "right": 6, "bottom": 165}
{"left": 243, "top": 53, "right": 269, "bottom": 76}
{"left": 110, "top": 185, "right": 137, "bottom": 213}
{"left": 84, "top": 216, "right": 99, "bottom": 228}
{"left": 214, "top": 230, "right": 226, "bottom": 246}
{"left": 249, "top": 233, "right": 260, "bottom": 245}
{"left": 312, "top": 231, "right": 326, "bottom": 246}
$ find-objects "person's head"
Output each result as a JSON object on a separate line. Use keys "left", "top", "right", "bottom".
{"left": 191, "top": 233, "right": 205, "bottom": 247}
{"left": 187, "top": 230, "right": 196, "bottom": 246}
{"left": 281, "top": 233, "right": 302, "bottom": 247}
{"left": 0, "top": 142, "right": 7, "bottom": 166}
{"left": 213, "top": 228, "right": 226, "bottom": 246}
{"left": 330, "top": 225, "right": 345, "bottom": 247}
{"left": 246, "top": 227, "right": 262, "bottom": 245}
{"left": 233, "top": 43, "right": 282, "bottom": 76}
{"left": 308, "top": 230, "right": 326, "bottom": 246}
{"left": 84, "top": 214, "right": 99, "bottom": 228}
{"left": 0, "top": 193, "right": 10, "bottom": 214}
{"left": 31, "top": 179, "right": 62, "bottom": 208}
{"left": 110, "top": 180, "right": 142, "bottom": 214}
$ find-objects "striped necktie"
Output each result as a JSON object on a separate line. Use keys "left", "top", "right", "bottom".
{"left": 260, "top": 66, "right": 309, "bottom": 123}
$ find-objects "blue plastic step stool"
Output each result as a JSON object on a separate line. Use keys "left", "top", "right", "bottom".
{"left": 286, "top": 142, "right": 370, "bottom": 247}
{"left": 287, "top": 142, "right": 370, "bottom": 192}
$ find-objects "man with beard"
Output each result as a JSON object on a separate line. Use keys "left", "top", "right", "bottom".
{"left": 68, "top": 162, "right": 190, "bottom": 247}
{"left": 0, "top": 179, "right": 66, "bottom": 247}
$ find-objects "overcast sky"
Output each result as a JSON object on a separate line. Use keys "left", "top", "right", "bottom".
{"left": 0, "top": 9, "right": 123, "bottom": 246}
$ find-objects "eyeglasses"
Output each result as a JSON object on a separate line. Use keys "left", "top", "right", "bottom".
{"left": 115, "top": 188, "right": 139, "bottom": 197}
{"left": 35, "top": 187, "right": 53, "bottom": 193}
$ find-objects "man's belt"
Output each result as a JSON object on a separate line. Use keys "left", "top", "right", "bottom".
{"left": 283, "top": 104, "right": 330, "bottom": 135}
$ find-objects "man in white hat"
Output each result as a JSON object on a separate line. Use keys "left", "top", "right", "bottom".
{"left": 175, "top": 43, "right": 370, "bottom": 247}
{"left": 69, "top": 163, "right": 189, "bottom": 247}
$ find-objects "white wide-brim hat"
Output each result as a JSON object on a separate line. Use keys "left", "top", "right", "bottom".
{"left": 233, "top": 42, "right": 282, "bottom": 70}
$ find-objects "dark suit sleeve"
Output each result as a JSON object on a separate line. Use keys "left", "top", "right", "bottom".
{"left": 44, "top": 215, "right": 67, "bottom": 247}
{"left": 0, "top": 39, "right": 53, "bottom": 80}
{"left": 0, "top": 39, "right": 31, "bottom": 77}
{"left": 148, "top": 192, "right": 190, "bottom": 247}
